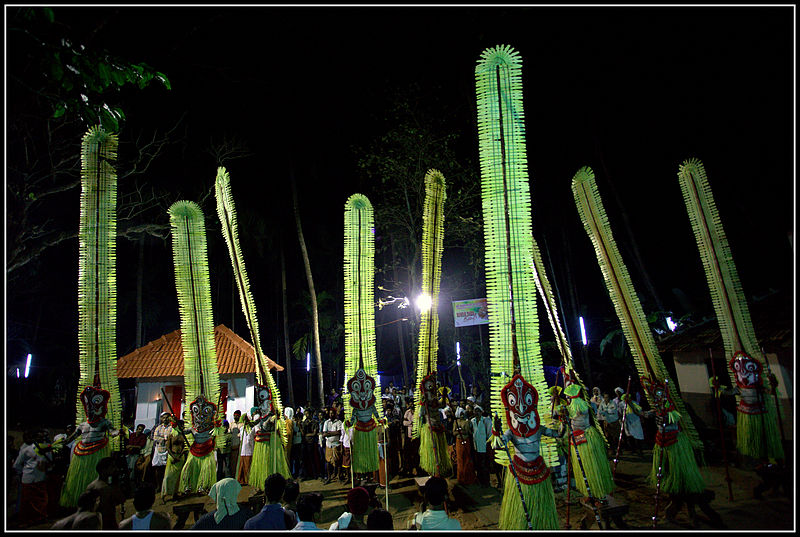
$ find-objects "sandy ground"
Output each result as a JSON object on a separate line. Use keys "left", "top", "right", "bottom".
{"left": 8, "top": 447, "right": 794, "bottom": 531}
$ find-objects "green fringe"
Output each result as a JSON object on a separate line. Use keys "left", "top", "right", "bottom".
{"left": 737, "top": 408, "right": 785, "bottom": 461}
{"left": 499, "top": 466, "right": 560, "bottom": 530}
{"left": 419, "top": 423, "right": 452, "bottom": 477}
{"left": 249, "top": 433, "right": 291, "bottom": 490}
{"left": 352, "top": 428, "right": 379, "bottom": 473}
{"left": 59, "top": 443, "right": 111, "bottom": 507}
{"left": 648, "top": 432, "right": 705, "bottom": 495}
{"left": 569, "top": 426, "right": 615, "bottom": 498}
{"left": 179, "top": 451, "right": 217, "bottom": 494}
{"left": 162, "top": 454, "right": 186, "bottom": 498}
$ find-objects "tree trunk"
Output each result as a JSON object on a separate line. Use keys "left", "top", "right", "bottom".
{"left": 135, "top": 235, "right": 144, "bottom": 348}
{"left": 280, "top": 239, "right": 295, "bottom": 407}
{"left": 291, "top": 176, "right": 324, "bottom": 407}
{"left": 390, "top": 235, "right": 410, "bottom": 388}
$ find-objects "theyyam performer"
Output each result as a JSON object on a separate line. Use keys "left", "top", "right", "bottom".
{"left": 214, "top": 167, "right": 290, "bottom": 490}
{"left": 475, "top": 45, "right": 562, "bottom": 530}
{"left": 60, "top": 126, "right": 122, "bottom": 508}
{"left": 168, "top": 200, "right": 222, "bottom": 495}
{"left": 411, "top": 171, "right": 452, "bottom": 479}
{"left": 342, "top": 194, "right": 384, "bottom": 479}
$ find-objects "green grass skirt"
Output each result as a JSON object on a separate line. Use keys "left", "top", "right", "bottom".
{"left": 737, "top": 406, "right": 785, "bottom": 461}
{"left": 648, "top": 432, "right": 705, "bottom": 495}
{"left": 249, "top": 434, "right": 291, "bottom": 490}
{"left": 352, "top": 428, "right": 379, "bottom": 473}
{"left": 419, "top": 423, "right": 452, "bottom": 477}
{"left": 59, "top": 443, "right": 111, "bottom": 508}
{"left": 162, "top": 454, "right": 186, "bottom": 498}
{"left": 499, "top": 466, "right": 560, "bottom": 530}
{"left": 179, "top": 451, "right": 216, "bottom": 493}
{"left": 569, "top": 426, "right": 615, "bottom": 498}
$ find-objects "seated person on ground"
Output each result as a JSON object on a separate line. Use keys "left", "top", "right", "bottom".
{"left": 244, "top": 473, "right": 289, "bottom": 530}
{"left": 119, "top": 483, "right": 172, "bottom": 530}
{"left": 408, "top": 476, "right": 461, "bottom": 530}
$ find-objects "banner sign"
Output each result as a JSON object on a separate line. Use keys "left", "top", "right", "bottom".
{"left": 452, "top": 298, "right": 489, "bottom": 327}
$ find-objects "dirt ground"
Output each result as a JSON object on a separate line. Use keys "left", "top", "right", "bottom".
{"left": 8, "top": 447, "right": 794, "bottom": 531}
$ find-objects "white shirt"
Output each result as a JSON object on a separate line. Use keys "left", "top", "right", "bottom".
{"left": 292, "top": 520, "right": 324, "bottom": 531}
{"left": 470, "top": 416, "right": 492, "bottom": 454}
{"left": 340, "top": 424, "right": 353, "bottom": 449}
{"left": 14, "top": 443, "right": 51, "bottom": 484}
{"left": 411, "top": 509, "right": 461, "bottom": 530}
{"left": 240, "top": 426, "right": 255, "bottom": 457}
{"left": 323, "top": 419, "right": 343, "bottom": 448}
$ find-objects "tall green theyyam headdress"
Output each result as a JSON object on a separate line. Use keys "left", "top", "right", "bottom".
{"left": 343, "top": 194, "right": 383, "bottom": 423}
{"left": 411, "top": 169, "right": 446, "bottom": 440}
{"left": 76, "top": 125, "right": 122, "bottom": 448}
{"left": 214, "top": 167, "right": 283, "bottom": 417}
{"left": 571, "top": 166, "right": 702, "bottom": 451}
{"left": 168, "top": 200, "right": 221, "bottom": 425}
{"left": 475, "top": 45, "right": 556, "bottom": 466}
{"left": 677, "top": 158, "right": 783, "bottom": 460}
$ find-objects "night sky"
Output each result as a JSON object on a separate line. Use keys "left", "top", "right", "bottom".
{"left": 6, "top": 6, "right": 794, "bottom": 414}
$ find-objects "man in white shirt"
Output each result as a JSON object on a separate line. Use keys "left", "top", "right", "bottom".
{"left": 236, "top": 412, "right": 255, "bottom": 485}
{"left": 321, "top": 408, "right": 343, "bottom": 485}
{"left": 470, "top": 406, "right": 492, "bottom": 487}
{"left": 408, "top": 476, "right": 460, "bottom": 530}
{"left": 14, "top": 429, "right": 53, "bottom": 526}
{"left": 339, "top": 421, "right": 353, "bottom": 484}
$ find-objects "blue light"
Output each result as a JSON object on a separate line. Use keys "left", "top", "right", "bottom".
{"left": 24, "top": 354, "right": 32, "bottom": 378}
{"left": 306, "top": 352, "right": 310, "bottom": 372}
{"left": 579, "top": 317, "right": 588, "bottom": 346}
{"left": 16, "top": 368, "right": 20, "bottom": 378}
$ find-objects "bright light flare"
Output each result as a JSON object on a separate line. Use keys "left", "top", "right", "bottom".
{"left": 666, "top": 317, "right": 678, "bottom": 332}
{"left": 415, "top": 294, "right": 432, "bottom": 312}
{"left": 24, "top": 354, "right": 32, "bottom": 378}
{"left": 579, "top": 317, "right": 588, "bottom": 346}
{"left": 306, "top": 352, "right": 311, "bottom": 372}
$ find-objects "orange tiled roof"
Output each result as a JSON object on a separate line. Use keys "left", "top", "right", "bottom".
{"left": 117, "top": 324, "right": 283, "bottom": 379}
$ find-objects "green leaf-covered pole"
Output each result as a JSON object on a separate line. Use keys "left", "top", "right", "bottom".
{"left": 571, "top": 166, "right": 702, "bottom": 449}
{"left": 168, "top": 201, "right": 221, "bottom": 423}
{"left": 677, "top": 158, "right": 783, "bottom": 461}
{"left": 76, "top": 125, "right": 122, "bottom": 443}
{"left": 215, "top": 167, "right": 283, "bottom": 417}
{"left": 476, "top": 45, "right": 559, "bottom": 531}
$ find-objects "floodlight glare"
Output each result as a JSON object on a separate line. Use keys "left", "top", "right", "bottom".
{"left": 415, "top": 294, "right": 432, "bottom": 312}
{"left": 306, "top": 352, "right": 310, "bottom": 372}
{"left": 24, "top": 354, "right": 32, "bottom": 378}
{"left": 579, "top": 317, "right": 588, "bottom": 346}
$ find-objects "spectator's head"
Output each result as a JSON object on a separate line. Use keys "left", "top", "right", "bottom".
{"left": 296, "top": 492, "right": 323, "bottom": 523}
{"left": 133, "top": 483, "right": 157, "bottom": 512}
{"left": 96, "top": 456, "right": 116, "bottom": 479}
{"left": 77, "top": 489, "right": 101, "bottom": 512}
{"left": 327, "top": 407, "right": 336, "bottom": 419}
{"left": 471, "top": 385, "right": 479, "bottom": 396}
{"left": 265, "top": 472, "right": 287, "bottom": 503}
{"left": 615, "top": 387, "right": 624, "bottom": 397}
{"left": 603, "top": 393, "right": 610, "bottom": 402}
{"left": 346, "top": 487, "right": 370, "bottom": 516}
{"left": 284, "top": 479, "right": 300, "bottom": 505}
{"left": 234, "top": 409, "right": 242, "bottom": 422}
{"left": 424, "top": 476, "right": 449, "bottom": 507}
{"left": 592, "top": 387, "right": 601, "bottom": 396}
{"left": 66, "top": 424, "right": 76, "bottom": 435}
{"left": 135, "top": 424, "right": 145, "bottom": 433}
{"left": 367, "top": 508, "right": 394, "bottom": 530}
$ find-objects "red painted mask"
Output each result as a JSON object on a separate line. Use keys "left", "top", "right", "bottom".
{"left": 501, "top": 374, "right": 540, "bottom": 437}
{"left": 189, "top": 395, "right": 218, "bottom": 434}
{"left": 420, "top": 372, "right": 440, "bottom": 408}
{"left": 347, "top": 368, "right": 377, "bottom": 410}
{"left": 640, "top": 375, "right": 676, "bottom": 414}
{"left": 80, "top": 385, "right": 110, "bottom": 424}
{"left": 729, "top": 351, "right": 762, "bottom": 390}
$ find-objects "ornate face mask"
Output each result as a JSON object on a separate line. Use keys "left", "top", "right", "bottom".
{"left": 80, "top": 385, "right": 110, "bottom": 424}
{"left": 641, "top": 375, "right": 676, "bottom": 414}
{"left": 189, "top": 395, "right": 218, "bottom": 434}
{"left": 420, "top": 373, "right": 439, "bottom": 407}
{"left": 501, "top": 374, "right": 540, "bottom": 437}
{"left": 347, "top": 368, "right": 376, "bottom": 411}
{"left": 729, "top": 351, "right": 762, "bottom": 390}
{"left": 255, "top": 384, "right": 273, "bottom": 415}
